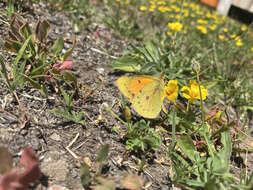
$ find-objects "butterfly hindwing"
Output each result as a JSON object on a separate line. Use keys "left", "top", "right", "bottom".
{"left": 133, "top": 79, "right": 164, "bottom": 118}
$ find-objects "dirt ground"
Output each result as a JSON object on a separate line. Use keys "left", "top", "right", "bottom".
{"left": 0, "top": 2, "right": 252, "bottom": 190}
{"left": 0, "top": 2, "right": 174, "bottom": 190}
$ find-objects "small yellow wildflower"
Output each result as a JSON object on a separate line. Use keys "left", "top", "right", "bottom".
{"left": 218, "top": 35, "right": 225, "bottom": 40}
{"left": 116, "top": 0, "right": 120, "bottom": 2}
{"left": 183, "top": 2, "right": 188, "bottom": 7}
{"left": 223, "top": 28, "right": 228, "bottom": 32}
{"left": 241, "top": 25, "right": 247, "bottom": 31}
{"left": 236, "top": 39, "right": 243, "bottom": 47}
{"left": 231, "top": 34, "right": 239, "bottom": 40}
{"left": 168, "top": 22, "right": 183, "bottom": 32}
{"left": 209, "top": 25, "right": 217, "bottom": 31}
{"left": 181, "top": 80, "right": 208, "bottom": 103}
{"left": 167, "top": 31, "right": 172, "bottom": 36}
{"left": 196, "top": 25, "right": 207, "bottom": 34}
{"left": 149, "top": 5, "right": 156, "bottom": 12}
{"left": 158, "top": 6, "right": 169, "bottom": 12}
{"left": 206, "top": 13, "right": 212, "bottom": 18}
{"left": 162, "top": 80, "right": 178, "bottom": 103}
{"left": 191, "top": 13, "right": 195, "bottom": 18}
{"left": 197, "top": 19, "right": 208, "bottom": 25}
{"left": 139, "top": 6, "right": 147, "bottom": 11}
{"left": 251, "top": 47, "right": 253, "bottom": 52}
{"left": 157, "top": 1, "right": 166, "bottom": 5}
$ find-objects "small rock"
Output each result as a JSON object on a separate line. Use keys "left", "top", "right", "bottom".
{"left": 96, "top": 67, "right": 104, "bottom": 74}
{"left": 47, "top": 185, "right": 69, "bottom": 190}
{"left": 41, "top": 151, "right": 68, "bottom": 181}
{"left": 49, "top": 133, "right": 61, "bottom": 141}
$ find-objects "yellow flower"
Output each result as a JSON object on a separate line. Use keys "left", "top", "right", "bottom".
{"left": 206, "top": 12, "right": 212, "bottom": 18}
{"left": 218, "top": 35, "right": 225, "bottom": 40}
{"left": 251, "top": 47, "right": 253, "bottom": 52}
{"left": 236, "top": 39, "right": 243, "bottom": 47}
{"left": 196, "top": 25, "right": 207, "bottom": 34}
{"left": 209, "top": 25, "right": 217, "bottom": 31}
{"left": 140, "top": 6, "right": 147, "bottom": 11}
{"left": 241, "top": 25, "right": 247, "bottom": 31}
{"left": 162, "top": 80, "right": 178, "bottom": 103}
{"left": 168, "top": 22, "right": 183, "bottom": 32}
{"left": 223, "top": 28, "right": 228, "bottom": 32}
{"left": 181, "top": 80, "right": 208, "bottom": 103}
{"left": 157, "top": 1, "right": 166, "bottom": 5}
{"left": 197, "top": 19, "right": 208, "bottom": 25}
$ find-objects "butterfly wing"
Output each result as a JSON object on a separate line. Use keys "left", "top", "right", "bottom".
{"left": 133, "top": 78, "right": 164, "bottom": 118}
{"left": 116, "top": 76, "right": 155, "bottom": 100}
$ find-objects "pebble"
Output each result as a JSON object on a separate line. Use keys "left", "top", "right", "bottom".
{"left": 47, "top": 185, "right": 69, "bottom": 190}
{"left": 49, "top": 133, "right": 61, "bottom": 141}
{"left": 41, "top": 151, "right": 68, "bottom": 181}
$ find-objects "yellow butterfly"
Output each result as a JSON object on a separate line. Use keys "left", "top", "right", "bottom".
{"left": 116, "top": 75, "right": 165, "bottom": 119}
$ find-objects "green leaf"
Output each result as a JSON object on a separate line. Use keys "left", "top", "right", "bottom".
{"left": 63, "top": 72, "right": 77, "bottom": 87}
{"left": 63, "top": 39, "right": 76, "bottom": 61}
{"left": 177, "top": 135, "right": 196, "bottom": 162}
{"left": 0, "top": 55, "right": 11, "bottom": 90}
{"left": 80, "top": 162, "right": 91, "bottom": 186}
{"left": 22, "top": 74, "right": 42, "bottom": 89}
{"left": 20, "top": 23, "right": 32, "bottom": 40}
{"left": 111, "top": 56, "right": 141, "bottom": 72}
{"left": 97, "top": 144, "right": 109, "bottom": 164}
{"left": 51, "top": 37, "right": 64, "bottom": 55}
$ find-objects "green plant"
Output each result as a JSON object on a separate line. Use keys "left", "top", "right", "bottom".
{"left": 5, "top": 0, "right": 40, "bottom": 17}
{"left": 50, "top": 87, "right": 85, "bottom": 125}
{"left": 80, "top": 144, "right": 143, "bottom": 190}
{"left": 3, "top": 14, "right": 77, "bottom": 97}
{"left": 47, "top": 0, "right": 95, "bottom": 32}
{"left": 125, "top": 119, "right": 162, "bottom": 152}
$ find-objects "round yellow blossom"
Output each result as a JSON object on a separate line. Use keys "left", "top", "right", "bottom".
{"left": 168, "top": 22, "right": 183, "bottom": 32}
{"left": 241, "top": 25, "right": 247, "bottom": 31}
{"left": 191, "top": 13, "right": 195, "bottom": 18}
{"left": 162, "top": 80, "right": 178, "bottom": 103}
{"left": 251, "top": 47, "right": 253, "bottom": 52}
{"left": 197, "top": 19, "right": 208, "bottom": 25}
{"left": 218, "top": 35, "right": 225, "bottom": 40}
{"left": 223, "top": 28, "right": 228, "bottom": 32}
{"left": 157, "top": 1, "right": 166, "bottom": 5}
{"left": 236, "top": 39, "right": 243, "bottom": 47}
{"left": 196, "top": 25, "right": 207, "bottom": 34}
{"left": 158, "top": 6, "right": 170, "bottom": 12}
{"left": 140, "top": 6, "right": 147, "bottom": 11}
{"left": 206, "top": 13, "right": 212, "bottom": 18}
{"left": 209, "top": 25, "right": 217, "bottom": 31}
{"left": 183, "top": 2, "right": 189, "bottom": 7}
{"left": 181, "top": 80, "right": 208, "bottom": 103}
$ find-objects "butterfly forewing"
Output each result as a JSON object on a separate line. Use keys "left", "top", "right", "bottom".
{"left": 116, "top": 76, "right": 156, "bottom": 100}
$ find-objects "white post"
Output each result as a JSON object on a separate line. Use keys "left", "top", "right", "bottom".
{"left": 217, "top": 0, "right": 234, "bottom": 16}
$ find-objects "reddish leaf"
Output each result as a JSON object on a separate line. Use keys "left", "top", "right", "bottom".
{"left": 0, "top": 146, "right": 41, "bottom": 190}
{"left": 53, "top": 60, "right": 73, "bottom": 71}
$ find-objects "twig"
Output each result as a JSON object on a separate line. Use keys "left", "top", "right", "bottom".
{"left": 90, "top": 47, "right": 118, "bottom": 59}
{"left": 65, "top": 133, "right": 80, "bottom": 159}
